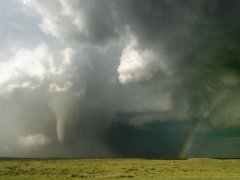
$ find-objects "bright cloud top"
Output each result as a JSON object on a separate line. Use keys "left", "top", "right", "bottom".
{"left": 0, "top": 44, "right": 76, "bottom": 95}
{"left": 118, "top": 33, "right": 169, "bottom": 84}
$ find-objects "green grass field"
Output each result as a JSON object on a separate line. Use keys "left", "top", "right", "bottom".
{"left": 0, "top": 158, "right": 239, "bottom": 179}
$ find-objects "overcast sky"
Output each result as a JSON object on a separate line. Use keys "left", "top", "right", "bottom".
{"left": 0, "top": 0, "right": 239, "bottom": 158}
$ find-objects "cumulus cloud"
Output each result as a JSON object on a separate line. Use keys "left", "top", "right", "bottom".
{"left": 0, "top": 44, "right": 48, "bottom": 94}
{"left": 0, "top": 44, "right": 75, "bottom": 95}
{"left": 31, "top": 0, "right": 117, "bottom": 43}
{"left": 17, "top": 134, "right": 51, "bottom": 148}
{"left": 117, "top": 32, "right": 169, "bottom": 84}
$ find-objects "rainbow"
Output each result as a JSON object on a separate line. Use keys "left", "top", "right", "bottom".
{"left": 179, "top": 80, "right": 239, "bottom": 159}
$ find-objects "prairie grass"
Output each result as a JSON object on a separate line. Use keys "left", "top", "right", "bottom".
{"left": 0, "top": 158, "right": 239, "bottom": 179}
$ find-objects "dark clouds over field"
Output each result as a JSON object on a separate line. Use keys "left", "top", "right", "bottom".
{"left": 0, "top": 0, "right": 239, "bottom": 158}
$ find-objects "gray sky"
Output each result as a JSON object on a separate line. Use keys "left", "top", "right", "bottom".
{"left": 0, "top": 0, "right": 239, "bottom": 158}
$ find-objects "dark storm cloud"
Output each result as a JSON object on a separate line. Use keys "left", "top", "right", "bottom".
{"left": 114, "top": 0, "right": 240, "bottom": 118}
{"left": 0, "top": 0, "right": 240, "bottom": 158}
{"left": 104, "top": 121, "right": 192, "bottom": 159}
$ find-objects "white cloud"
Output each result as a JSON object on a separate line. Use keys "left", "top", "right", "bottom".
{"left": 17, "top": 134, "right": 51, "bottom": 148}
{"left": 48, "top": 82, "right": 72, "bottom": 92}
{"left": 117, "top": 32, "right": 169, "bottom": 84}
{"left": 30, "top": 0, "right": 116, "bottom": 43}
{"left": 0, "top": 44, "right": 48, "bottom": 94}
{"left": 32, "top": 0, "right": 86, "bottom": 39}
{"left": 0, "top": 44, "right": 77, "bottom": 95}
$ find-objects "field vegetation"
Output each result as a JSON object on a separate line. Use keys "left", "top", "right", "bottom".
{"left": 0, "top": 158, "right": 239, "bottom": 179}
